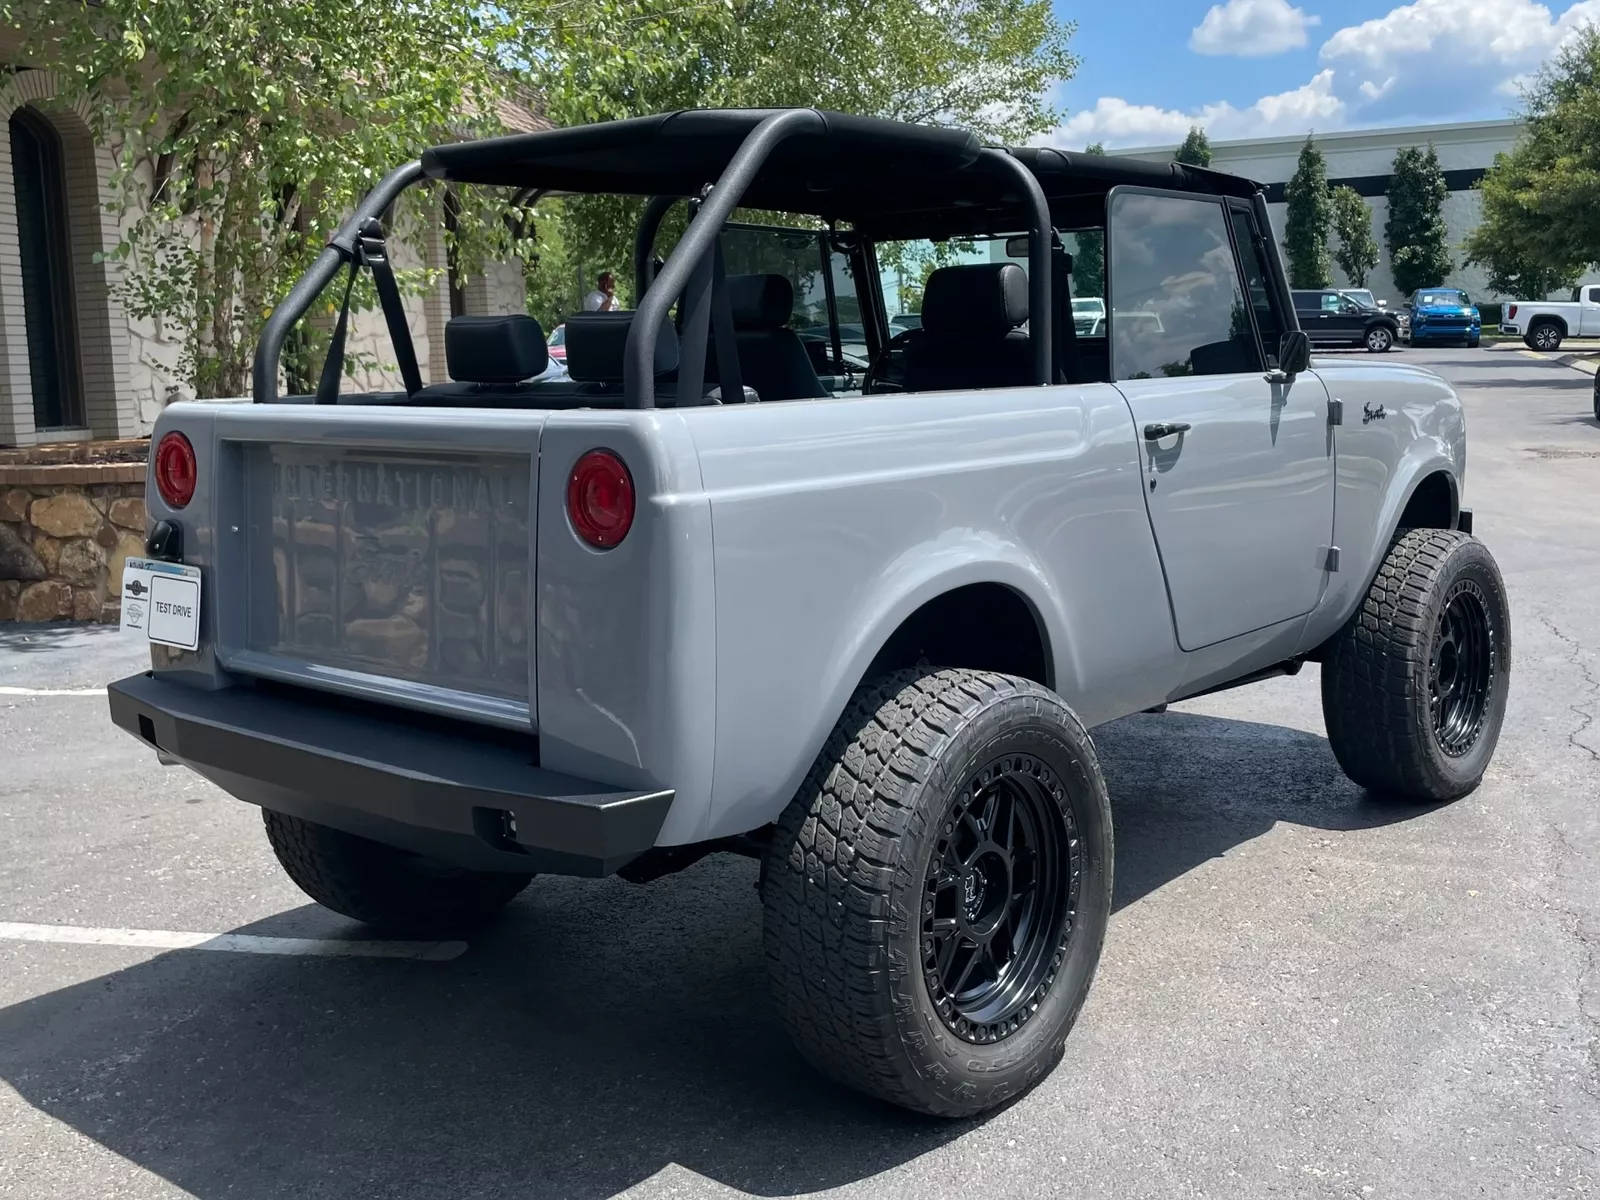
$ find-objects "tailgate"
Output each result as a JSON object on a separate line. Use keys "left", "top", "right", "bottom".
{"left": 199, "top": 407, "right": 544, "bottom": 730}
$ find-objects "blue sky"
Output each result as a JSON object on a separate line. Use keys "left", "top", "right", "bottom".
{"left": 1043, "top": 0, "right": 1600, "bottom": 148}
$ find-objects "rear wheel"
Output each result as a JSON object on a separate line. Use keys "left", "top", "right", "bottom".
{"left": 1321, "top": 529, "right": 1510, "bottom": 802}
{"left": 263, "top": 811, "right": 533, "bottom": 935}
{"left": 761, "top": 668, "right": 1113, "bottom": 1118}
{"left": 1527, "top": 321, "right": 1563, "bottom": 352}
{"left": 1365, "top": 325, "right": 1394, "bottom": 353}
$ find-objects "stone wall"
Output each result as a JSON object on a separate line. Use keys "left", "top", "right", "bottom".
{"left": 0, "top": 444, "right": 147, "bottom": 623}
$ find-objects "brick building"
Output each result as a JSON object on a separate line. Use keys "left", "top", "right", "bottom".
{"left": 0, "top": 60, "right": 543, "bottom": 451}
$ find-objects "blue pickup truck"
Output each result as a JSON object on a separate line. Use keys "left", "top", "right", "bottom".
{"left": 1406, "top": 288, "right": 1481, "bottom": 347}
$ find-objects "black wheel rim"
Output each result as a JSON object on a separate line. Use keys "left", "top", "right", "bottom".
{"left": 921, "top": 754, "right": 1079, "bottom": 1044}
{"left": 1429, "top": 579, "right": 1496, "bottom": 757}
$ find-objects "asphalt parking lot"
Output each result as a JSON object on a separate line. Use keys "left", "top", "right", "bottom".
{"left": 2, "top": 345, "right": 1596, "bottom": 1200}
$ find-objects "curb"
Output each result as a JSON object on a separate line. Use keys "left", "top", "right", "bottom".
{"left": 1556, "top": 353, "right": 1598, "bottom": 377}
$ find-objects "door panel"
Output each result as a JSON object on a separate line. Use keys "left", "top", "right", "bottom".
{"left": 1116, "top": 373, "right": 1335, "bottom": 649}
{"left": 1108, "top": 189, "right": 1335, "bottom": 652}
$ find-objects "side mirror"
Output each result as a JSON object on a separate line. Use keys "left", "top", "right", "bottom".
{"left": 1377, "top": 299, "right": 1388, "bottom": 308}
{"left": 1278, "top": 330, "right": 1312, "bottom": 376}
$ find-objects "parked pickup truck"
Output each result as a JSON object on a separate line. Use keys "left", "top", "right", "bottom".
{"left": 1500, "top": 284, "right": 1600, "bottom": 351}
{"left": 108, "top": 108, "right": 1511, "bottom": 1119}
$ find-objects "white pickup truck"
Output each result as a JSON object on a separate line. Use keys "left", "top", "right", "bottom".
{"left": 1499, "top": 284, "right": 1600, "bottom": 350}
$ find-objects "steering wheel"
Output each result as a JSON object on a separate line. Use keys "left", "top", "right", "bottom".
{"left": 862, "top": 329, "right": 918, "bottom": 394}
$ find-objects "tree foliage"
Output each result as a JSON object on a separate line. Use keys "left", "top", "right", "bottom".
{"left": 3, "top": 0, "right": 537, "bottom": 397}
{"left": 523, "top": 0, "right": 1080, "bottom": 287}
{"left": 1069, "top": 141, "right": 1107, "bottom": 300}
{"left": 1462, "top": 26, "right": 1600, "bottom": 298}
{"left": 1174, "top": 126, "right": 1212, "bottom": 168}
{"left": 1385, "top": 143, "right": 1452, "bottom": 295}
{"left": 1330, "top": 186, "right": 1379, "bottom": 288}
{"left": 1283, "top": 135, "right": 1332, "bottom": 289}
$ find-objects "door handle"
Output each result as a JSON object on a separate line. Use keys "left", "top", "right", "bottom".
{"left": 1143, "top": 421, "right": 1192, "bottom": 440}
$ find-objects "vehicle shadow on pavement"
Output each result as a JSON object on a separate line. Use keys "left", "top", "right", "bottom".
{"left": 0, "top": 713, "right": 1435, "bottom": 1199}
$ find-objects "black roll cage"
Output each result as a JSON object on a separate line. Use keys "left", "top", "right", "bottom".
{"left": 253, "top": 108, "right": 1270, "bottom": 408}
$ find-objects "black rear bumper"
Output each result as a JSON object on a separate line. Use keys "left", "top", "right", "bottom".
{"left": 108, "top": 673, "right": 674, "bottom": 877}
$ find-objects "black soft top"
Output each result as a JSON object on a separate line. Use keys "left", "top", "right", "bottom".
{"left": 421, "top": 108, "right": 1264, "bottom": 235}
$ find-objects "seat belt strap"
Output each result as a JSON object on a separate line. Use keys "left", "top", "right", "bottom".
{"left": 359, "top": 218, "right": 424, "bottom": 396}
{"left": 314, "top": 258, "right": 359, "bottom": 405}
{"left": 709, "top": 238, "right": 746, "bottom": 401}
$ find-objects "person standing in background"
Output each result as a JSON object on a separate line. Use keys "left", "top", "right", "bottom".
{"left": 583, "top": 272, "right": 620, "bottom": 312}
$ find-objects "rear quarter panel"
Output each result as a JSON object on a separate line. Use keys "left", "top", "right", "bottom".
{"left": 679, "top": 384, "right": 1178, "bottom": 841}
{"left": 1302, "top": 359, "right": 1465, "bottom": 650}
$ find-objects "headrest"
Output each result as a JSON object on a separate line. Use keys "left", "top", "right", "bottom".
{"left": 726, "top": 274, "right": 793, "bottom": 330}
{"left": 564, "top": 311, "right": 679, "bottom": 383}
{"left": 921, "top": 263, "right": 1029, "bottom": 335}
{"left": 445, "top": 315, "right": 547, "bottom": 383}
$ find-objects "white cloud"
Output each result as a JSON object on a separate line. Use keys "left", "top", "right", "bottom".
{"left": 1189, "top": 0, "right": 1322, "bottom": 57}
{"left": 1047, "top": 70, "right": 1345, "bottom": 149}
{"left": 1321, "top": 0, "right": 1600, "bottom": 73}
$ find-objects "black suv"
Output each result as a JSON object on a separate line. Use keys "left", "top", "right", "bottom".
{"left": 1292, "top": 288, "right": 1401, "bottom": 353}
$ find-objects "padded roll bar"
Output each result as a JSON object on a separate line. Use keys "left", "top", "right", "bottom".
{"left": 626, "top": 108, "right": 829, "bottom": 408}
{"left": 634, "top": 194, "right": 681, "bottom": 299}
{"left": 981, "top": 148, "right": 1053, "bottom": 386}
{"left": 253, "top": 160, "right": 425, "bottom": 403}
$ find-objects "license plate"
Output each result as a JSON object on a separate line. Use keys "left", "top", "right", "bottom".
{"left": 121, "top": 558, "right": 202, "bottom": 650}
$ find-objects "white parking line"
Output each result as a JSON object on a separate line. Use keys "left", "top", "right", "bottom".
{"left": 0, "top": 686, "right": 106, "bottom": 696}
{"left": 0, "top": 921, "right": 467, "bottom": 961}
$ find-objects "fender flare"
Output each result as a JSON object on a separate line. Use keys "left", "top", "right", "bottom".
{"left": 761, "top": 535, "right": 1076, "bottom": 827}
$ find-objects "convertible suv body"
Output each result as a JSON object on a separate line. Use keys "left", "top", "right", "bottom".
{"left": 108, "top": 109, "right": 1511, "bottom": 1119}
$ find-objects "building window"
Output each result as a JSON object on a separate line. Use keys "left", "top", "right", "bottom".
{"left": 9, "top": 106, "right": 84, "bottom": 431}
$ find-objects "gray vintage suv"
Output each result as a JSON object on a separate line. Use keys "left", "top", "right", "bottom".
{"left": 109, "top": 109, "right": 1511, "bottom": 1118}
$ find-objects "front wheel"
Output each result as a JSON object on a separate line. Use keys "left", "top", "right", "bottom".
{"left": 1321, "top": 529, "right": 1510, "bottom": 801}
{"left": 761, "top": 668, "right": 1112, "bottom": 1118}
{"left": 263, "top": 811, "right": 534, "bottom": 935}
{"left": 1365, "top": 326, "right": 1394, "bottom": 353}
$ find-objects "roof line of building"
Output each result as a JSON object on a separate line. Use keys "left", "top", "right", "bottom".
{"left": 1107, "top": 116, "right": 1523, "bottom": 158}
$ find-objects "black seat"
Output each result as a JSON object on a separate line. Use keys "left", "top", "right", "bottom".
{"left": 411, "top": 313, "right": 550, "bottom": 402}
{"left": 900, "top": 263, "right": 1034, "bottom": 393}
{"left": 707, "top": 274, "right": 827, "bottom": 402}
{"left": 563, "top": 310, "right": 693, "bottom": 404}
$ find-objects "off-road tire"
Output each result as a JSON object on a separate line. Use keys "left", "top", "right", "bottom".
{"left": 263, "top": 811, "right": 533, "bottom": 934}
{"left": 1526, "top": 321, "right": 1563, "bottom": 352}
{"left": 761, "top": 668, "right": 1113, "bottom": 1118}
{"left": 1365, "top": 326, "right": 1393, "bottom": 352}
{"left": 1321, "top": 528, "right": 1510, "bottom": 802}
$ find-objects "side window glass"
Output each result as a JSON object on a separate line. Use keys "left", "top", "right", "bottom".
{"left": 1108, "top": 192, "right": 1259, "bottom": 381}
{"left": 1229, "top": 210, "right": 1284, "bottom": 363}
{"left": 1589, "top": 286, "right": 1600, "bottom": 305}
{"left": 1320, "top": 293, "right": 1342, "bottom": 312}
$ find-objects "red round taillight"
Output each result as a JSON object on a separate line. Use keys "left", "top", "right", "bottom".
{"left": 566, "top": 450, "right": 634, "bottom": 549}
{"left": 154, "top": 432, "right": 197, "bottom": 509}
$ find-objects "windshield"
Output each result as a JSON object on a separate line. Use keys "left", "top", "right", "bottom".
{"left": 1341, "top": 290, "right": 1375, "bottom": 308}
{"left": 1417, "top": 290, "right": 1470, "bottom": 307}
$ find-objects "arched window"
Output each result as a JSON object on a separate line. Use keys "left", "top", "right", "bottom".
{"left": 9, "top": 106, "right": 83, "bottom": 430}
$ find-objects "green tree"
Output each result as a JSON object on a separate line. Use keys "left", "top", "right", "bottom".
{"left": 4, "top": 0, "right": 536, "bottom": 397}
{"left": 1175, "top": 126, "right": 1212, "bottom": 168}
{"left": 1386, "top": 144, "right": 1453, "bottom": 295}
{"left": 1071, "top": 142, "right": 1107, "bottom": 300}
{"left": 525, "top": 0, "right": 1080, "bottom": 276}
{"left": 1283, "top": 135, "right": 1332, "bottom": 288}
{"left": 1462, "top": 27, "right": 1600, "bottom": 298}
{"left": 1330, "top": 186, "right": 1379, "bottom": 288}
